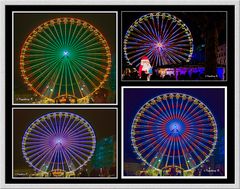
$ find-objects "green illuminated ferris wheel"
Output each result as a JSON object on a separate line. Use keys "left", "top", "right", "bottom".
{"left": 20, "top": 17, "right": 111, "bottom": 103}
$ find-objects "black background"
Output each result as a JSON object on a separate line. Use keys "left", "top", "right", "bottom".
{"left": 5, "top": 5, "right": 235, "bottom": 184}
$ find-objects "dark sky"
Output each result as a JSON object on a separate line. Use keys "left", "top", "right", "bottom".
{"left": 14, "top": 13, "right": 116, "bottom": 94}
{"left": 123, "top": 88, "right": 225, "bottom": 162}
{"left": 14, "top": 109, "right": 116, "bottom": 169}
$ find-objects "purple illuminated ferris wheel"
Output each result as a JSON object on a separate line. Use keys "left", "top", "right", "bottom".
{"left": 22, "top": 112, "right": 96, "bottom": 173}
{"left": 123, "top": 12, "right": 193, "bottom": 67}
{"left": 131, "top": 93, "right": 217, "bottom": 172}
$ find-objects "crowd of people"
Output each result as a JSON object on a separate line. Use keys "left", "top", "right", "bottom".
{"left": 122, "top": 67, "right": 214, "bottom": 81}
{"left": 122, "top": 56, "right": 222, "bottom": 81}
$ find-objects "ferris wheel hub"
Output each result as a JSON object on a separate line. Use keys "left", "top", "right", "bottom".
{"left": 156, "top": 42, "right": 163, "bottom": 48}
{"left": 63, "top": 51, "right": 69, "bottom": 56}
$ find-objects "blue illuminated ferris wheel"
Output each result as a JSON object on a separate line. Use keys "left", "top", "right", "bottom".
{"left": 123, "top": 12, "right": 194, "bottom": 67}
{"left": 22, "top": 112, "right": 96, "bottom": 173}
{"left": 131, "top": 93, "right": 217, "bottom": 171}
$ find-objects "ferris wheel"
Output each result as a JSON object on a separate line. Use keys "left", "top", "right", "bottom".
{"left": 123, "top": 12, "right": 193, "bottom": 67}
{"left": 22, "top": 112, "right": 96, "bottom": 173}
{"left": 20, "top": 17, "right": 111, "bottom": 103}
{"left": 131, "top": 93, "right": 217, "bottom": 172}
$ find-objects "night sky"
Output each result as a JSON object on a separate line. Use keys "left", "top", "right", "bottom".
{"left": 13, "top": 109, "right": 116, "bottom": 169}
{"left": 123, "top": 88, "right": 225, "bottom": 164}
{"left": 14, "top": 13, "right": 116, "bottom": 94}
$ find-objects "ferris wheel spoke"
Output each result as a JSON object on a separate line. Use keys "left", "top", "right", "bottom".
{"left": 22, "top": 112, "right": 95, "bottom": 172}
{"left": 163, "top": 48, "right": 187, "bottom": 62}
{"left": 31, "top": 37, "right": 57, "bottom": 52}
{"left": 51, "top": 23, "right": 64, "bottom": 46}
{"left": 176, "top": 137, "right": 182, "bottom": 167}
{"left": 159, "top": 100, "right": 173, "bottom": 118}
{"left": 33, "top": 121, "right": 53, "bottom": 137}
{"left": 66, "top": 62, "right": 85, "bottom": 98}
{"left": 69, "top": 59, "right": 97, "bottom": 89}
{"left": 70, "top": 28, "right": 90, "bottom": 49}
{"left": 69, "top": 25, "right": 85, "bottom": 47}
{"left": 182, "top": 132, "right": 210, "bottom": 157}
{"left": 71, "top": 32, "right": 95, "bottom": 50}
{"left": 47, "top": 26, "right": 62, "bottom": 47}
{"left": 29, "top": 56, "right": 61, "bottom": 84}
{"left": 167, "top": 30, "right": 188, "bottom": 44}
{"left": 132, "top": 93, "right": 217, "bottom": 171}
{"left": 59, "top": 147, "right": 70, "bottom": 171}
{"left": 65, "top": 61, "right": 76, "bottom": 97}
{"left": 65, "top": 146, "right": 86, "bottom": 164}
{"left": 24, "top": 55, "right": 56, "bottom": 67}
{"left": 154, "top": 102, "right": 170, "bottom": 119}
{"left": 62, "top": 119, "right": 81, "bottom": 137}
{"left": 71, "top": 59, "right": 100, "bottom": 87}
{"left": 38, "top": 118, "right": 53, "bottom": 136}
{"left": 67, "top": 23, "right": 78, "bottom": 46}
{"left": 185, "top": 128, "right": 214, "bottom": 143}
{"left": 69, "top": 143, "right": 94, "bottom": 156}
{"left": 21, "top": 17, "right": 110, "bottom": 102}
{"left": 73, "top": 56, "right": 107, "bottom": 75}
{"left": 28, "top": 48, "right": 56, "bottom": 56}
{"left": 186, "top": 106, "right": 205, "bottom": 120}
{"left": 64, "top": 22, "right": 67, "bottom": 46}
{"left": 68, "top": 128, "right": 91, "bottom": 139}
{"left": 147, "top": 131, "right": 173, "bottom": 160}
{"left": 162, "top": 21, "right": 178, "bottom": 43}
{"left": 128, "top": 32, "right": 151, "bottom": 45}
{"left": 24, "top": 145, "right": 50, "bottom": 161}
{"left": 31, "top": 144, "right": 56, "bottom": 166}
{"left": 124, "top": 12, "right": 193, "bottom": 66}
{"left": 136, "top": 24, "right": 156, "bottom": 42}
{"left": 58, "top": 22, "right": 65, "bottom": 46}
{"left": 180, "top": 135, "right": 205, "bottom": 164}
{"left": 141, "top": 21, "right": 158, "bottom": 42}
{"left": 67, "top": 125, "right": 90, "bottom": 137}
{"left": 47, "top": 115, "right": 59, "bottom": 134}
{"left": 54, "top": 114, "right": 61, "bottom": 134}
{"left": 42, "top": 29, "right": 61, "bottom": 49}
{"left": 165, "top": 99, "right": 174, "bottom": 117}
{"left": 163, "top": 27, "right": 183, "bottom": 44}
{"left": 146, "top": 19, "right": 158, "bottom": 39}
{"left": 165, "top": 136, "right": 174, "bottom": 167}
{"left": 29, "top": 41, "right": 56, "bottom": 52}
{"left": 151, "top": 17, "right": 161, "bottom": 40}
{"left": 177, "top": 138, "right": 191, "bottom": 170}
{"left": 61, "top": 116, "right": 78, "bottom": 135}
{"left": 185, "top": 112, "right": 207, "bottom": 126}
{"left": 37, "top": 32, "right": 59, "bottom": 50}
{"left": 143, "top": 109, "right": 166, "bottom": 124}
{"left": 160, "top": 18, "right": 170, "bottom": 42}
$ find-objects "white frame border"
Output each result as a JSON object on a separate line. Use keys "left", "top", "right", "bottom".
{"left": 12, "top": 107, "right": 118, "bottom": 180}
{"left": 121, "top": 86, "right": 227, "bottom": 179}
{"left": 1, "top": 0, "right": 239, "bottom": 188}
{"left": 12, "top": 11, "right": 118, "bottom": 106}
{"left": 120, "top": 10, "right": 229, "bottom": 82}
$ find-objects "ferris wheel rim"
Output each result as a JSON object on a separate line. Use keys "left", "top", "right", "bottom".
{"left": 131, "top": 92, "right": 218, "bottom": 171}
{"left": 22, "top": 111, "right": 96, "bottom": 173}
{"left": 19, "top": 17, "right": 112, "bottom": 102}
{"left": 123, "top": 12, "right": 193, "bottom": 67}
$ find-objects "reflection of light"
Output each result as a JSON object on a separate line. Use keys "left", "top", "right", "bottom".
{"left": 156, "top": 42, "right": 163, "bottom": 48}
{"left": 63, "top": 51, "right": 69, "bottom": 56}
{"left": 56, "top": 138, "right": 63, "bottom": 144}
